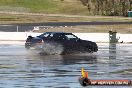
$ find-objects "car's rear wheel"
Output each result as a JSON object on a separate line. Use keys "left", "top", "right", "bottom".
{"left": 25, "top": 43, "right": 31, "bottom": 49}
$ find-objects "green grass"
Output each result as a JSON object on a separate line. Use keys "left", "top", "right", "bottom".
{"left": 0, "top": 0, "right": 131, "bottom": 24}
{"left": 0, "top": 0, "right": 88, "bottom": 14}
{"left": 0, "top": 0, "right": 58, "bottom": 13}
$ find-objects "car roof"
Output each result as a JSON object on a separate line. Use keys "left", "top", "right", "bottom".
{"left": 45, "top": 32, "right": 72, "bottom": 34}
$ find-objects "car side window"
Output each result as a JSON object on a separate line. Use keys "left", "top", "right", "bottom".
{"left": 40, "top": 33, "right": 50, "bottom": 37}
{"left": 52, "top": 34, "right": 66, "bottom": 40}
{"left": 60, "top": 35, "right": 67, "bottom": 40}
{"left": 51, "top": 34, "right": 58, "bottom": 39}
{"left": 43, "top": 33, "right": 50, "bottom": 37}
{"left": 48, "top": 33, "right": 54, "bottom": 38}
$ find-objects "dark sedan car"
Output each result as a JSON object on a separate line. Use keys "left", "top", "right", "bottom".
{"left": 25, "top": 32, "right": 98, "bottom": 54}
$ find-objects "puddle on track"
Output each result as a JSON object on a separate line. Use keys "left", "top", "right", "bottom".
{"left": 0, "top": 43, "right": 132, "bottom": 88}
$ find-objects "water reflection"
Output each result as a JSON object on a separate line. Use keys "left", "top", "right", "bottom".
{"left": 109, "top": 43, "right": 116, "bottom": 59}
{"left": 26, "top": 53, "right": 97, "bottom": 66}
{"left": 23, "top": 53, "right": 98, "bottom": 87}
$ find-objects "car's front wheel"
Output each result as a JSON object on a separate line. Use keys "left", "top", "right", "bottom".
{"left": 85, "top": 45, "right": 93, "bottom": 53}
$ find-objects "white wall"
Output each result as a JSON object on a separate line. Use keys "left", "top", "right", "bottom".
{"left": 73, "top": 33, "right": 109, "bottom": 43}
{"left": 0, "top": 32, "right": 41, "bottom": 41}
{"left": 0, "top": 32, "right": 131, "bottom": 43}
{"left": 73, "top": 33, "right": 132, "bottom": 43}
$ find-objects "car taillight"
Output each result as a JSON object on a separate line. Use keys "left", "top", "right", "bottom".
{"left": 37, "top": 40, "right": 44, "bottom": 44}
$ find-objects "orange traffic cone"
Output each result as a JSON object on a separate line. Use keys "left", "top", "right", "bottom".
{"left": 79, "top": 67, "right": 131, "bottom": 86}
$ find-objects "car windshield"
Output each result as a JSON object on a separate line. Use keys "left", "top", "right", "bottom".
{"left": 64, "top": 34, "right": 79, "bottom": 40}
{"left": 65, "top": 34, "right": 76, "bottom": 38}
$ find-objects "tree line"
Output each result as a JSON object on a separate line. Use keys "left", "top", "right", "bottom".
{"left": 80, "top": 0, "right": 132, "bottom": 16}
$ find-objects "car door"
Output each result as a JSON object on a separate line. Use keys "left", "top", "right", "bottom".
{"left": 64, "top": 34, "right": 82, "bottom": 52}
{"left": 73, "top": 38, "right": 82, "bottom": 51}
{"left": 59, "top": 34, "right": 75, "bottom": 52}
{"left": 71, "top": 38, "right": 84, "bottom": 52}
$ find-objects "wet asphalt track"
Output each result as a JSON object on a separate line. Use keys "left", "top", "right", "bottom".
{"left": 0, "top": 43, "right": 132, "bottom": 88}
{"left": 0, "top": 21, "right": 132, "bottom": 32}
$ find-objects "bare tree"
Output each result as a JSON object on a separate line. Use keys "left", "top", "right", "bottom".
{"left": 79, "top": 0, "right": 131, "bottom": 16}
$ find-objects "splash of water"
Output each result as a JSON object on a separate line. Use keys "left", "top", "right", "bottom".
{"left": 34, "top": 41, "right": 64, "bottom": 55}
{"left": 28, "top": 41, "right": 97, "bottom": 55}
